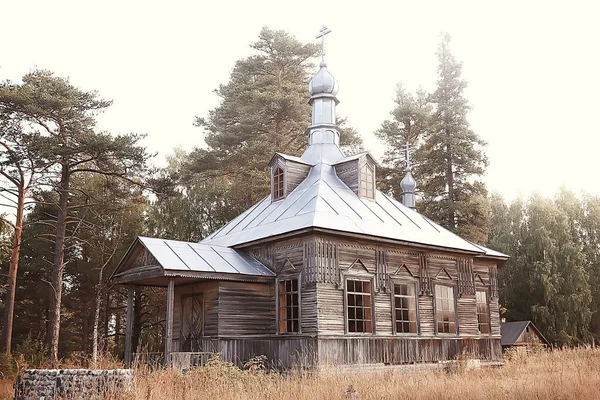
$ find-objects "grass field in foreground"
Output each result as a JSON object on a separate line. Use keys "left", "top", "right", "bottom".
{"left": 3, "top": 347, "right": 600, "bottom": 399}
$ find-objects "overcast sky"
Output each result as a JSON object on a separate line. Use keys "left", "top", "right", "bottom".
{"left": 2, "top": 0, "right": 599, "bottom": 202}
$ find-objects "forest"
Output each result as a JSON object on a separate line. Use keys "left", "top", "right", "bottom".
{"left": 0, "top": 27, "right": 598, "bottom": 368}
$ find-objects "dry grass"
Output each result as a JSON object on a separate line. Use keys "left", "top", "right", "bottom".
{"left": 3, "top": 347, "right": 600, "bottom": 399}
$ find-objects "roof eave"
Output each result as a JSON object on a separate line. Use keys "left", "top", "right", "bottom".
{"left": 234, "top": 226, "right": 486, "bottom": 256}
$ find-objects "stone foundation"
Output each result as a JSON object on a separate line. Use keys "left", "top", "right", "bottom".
{"left": 14, "top": 369, "right": 133, "bottom": 399}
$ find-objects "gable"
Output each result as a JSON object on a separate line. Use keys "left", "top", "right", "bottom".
{"left": 276, "top": 258, "right": 298, "bottom": 275}
{"left": 435, "top": 267, "right": 453, "bottom": 280}
{"left": 392, "top": 264, "right": 417, "bottom": 278}
{"left": 347, "top": 258, "right": 370, "bottom": 274}
{"left": 269, "top": 154, "right": 311, "bottom": 201}
{"left": 111, "top": 237, "right": 275, "bottom": 285}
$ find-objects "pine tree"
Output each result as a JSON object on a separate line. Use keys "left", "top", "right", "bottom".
{"left": 375, "top": 84, "right": 430, "bottom": 197}
{"left": 192, "top": 27, "right": 362, "bottom": 212}
{"left": 0, "top": 69, "right": 151, "bottom": 363}
{"left": 417, "top": 33, "right": 489, "bottom": 244}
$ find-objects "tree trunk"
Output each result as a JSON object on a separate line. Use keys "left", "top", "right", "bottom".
{"left": 46, "top": 163, "right": 69, "bottom": 364}
{"left": 92, "top": 266, "right": 103, "bottom": 366}
{"left": 1, "top": 186, "right": 25, "bottom": 355}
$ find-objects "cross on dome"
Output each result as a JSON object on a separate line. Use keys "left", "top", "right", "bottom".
{"left": 316, "top": 25, "right": 331, "bottom": 64}
{"left": 404, "top": 142, "right": 413, "bottom": 171}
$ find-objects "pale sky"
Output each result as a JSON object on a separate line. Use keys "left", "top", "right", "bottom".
{"left": 2, "top": 0, "right": 599, "bottom": 202}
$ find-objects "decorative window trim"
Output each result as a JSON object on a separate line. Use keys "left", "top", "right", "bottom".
{"left": 276, "top": 277, "right": 301, "bottom": 334}
{"left": 433, "top": 283, "right": 458, "bottom": 336}
{"left": 343, "top": 274, "right": 375, "bottom": 335}
{"left": 391, "top": 278, "right": 420, "bottom": 335}
{"left": 271, "top": 161, "right": 286, "bottom": 201}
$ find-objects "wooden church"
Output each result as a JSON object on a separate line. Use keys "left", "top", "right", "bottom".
{"left": 112, "top": 30, "right": 508, "bottom": 368}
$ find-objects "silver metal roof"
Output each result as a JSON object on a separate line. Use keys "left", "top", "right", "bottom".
{"left": 137, "top": 237, "right": 275, "bottom": 277}
{"left": 201, "top": 153, "right": 508, "bottom": 258}
{"left": 270, "top": 152, "right": 311, "bottom": 166}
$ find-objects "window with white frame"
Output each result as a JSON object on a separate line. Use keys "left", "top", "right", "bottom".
{"left": 278, "top": 279, "right": 299, "bottom": 333}
{"left": 435, "top": 284, "right": 456, "bottom": 334}
{"left": 346, "top": 279, "right": 373, "bottom": 333}
{"left": 393, "top": 282, "right": 418, "bottom": 334}
{"left": 359, "top": 164, "right": 374, "bottom": 199}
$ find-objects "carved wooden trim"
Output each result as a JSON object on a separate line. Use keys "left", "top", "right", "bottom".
{"left": 419, "top": 253, "right": 432, "bottom": 296}
{"left": 303, "top": 238, "right": 339, "bottom": 286}
{"left": 338, "top": 243, "right": 376, "bottom": 251}
{"left": 376, "top": 249, "right": 389, "bottom": 292}
{"left": 428, "top": 254, "right": 458, "bottom": 261}
{"left": 457, "top": 257, "right": 475, "bottom": 296}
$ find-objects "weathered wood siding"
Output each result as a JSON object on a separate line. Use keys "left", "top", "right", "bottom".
{"left": 302, "top": 283, "right": 318, "bottom": 333}
{"left": 374, "top": 291, "right": 393, "bottom": 335}
{"left": 199, "top": 337, "right": 319, "bottom": 368}
{"left": 457, "top": 295, "right": 479, "bottom": 335}
{"left": 474, "top": 259, "right": 501, "bottom": 337}
{"left": 286, "top": 161, "right": 311, "bottom": 194}
{"left": 418, "top": 295, "right": 435, "bottom": 335}
{"left": 316, "top": 283, "right": 344, "bottom": 335}
{"left": 173, "top": 282, "right": 219, "bottom": 350}
{"left": 237, "top": 233, "right": 503, "bottom": 366}
{"left": 192, "top": 336, "right": 501, "bottom": 368}
{"left": 318, "top": 337, "right": 502, "bottom": 365}
{"left": 334, "top": 160, "right": 359, "bottom": 195}
{"left": 218, "top": 281, "right": 275, "bottom": 336}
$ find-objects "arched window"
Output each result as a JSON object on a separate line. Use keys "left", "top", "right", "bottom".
{"left": 360, "top": 164, "right": 374, "bottom": 199}
{"left": 273, "top": 166, "right": 285, "bottom": 200}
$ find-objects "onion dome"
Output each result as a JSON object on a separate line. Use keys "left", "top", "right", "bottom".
{"left": 309, "top": 61, "right": 339, "bottom": 96}
{"left": 400, "top": 170, "right": 416, "bottom": 193}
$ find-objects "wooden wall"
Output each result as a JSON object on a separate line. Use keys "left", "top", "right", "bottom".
{"left": 246, "top": 234, "right": 502, "bottom": 340}
{"left": 334, "top": 160, "right": 359, "bottom": 195}
{"left": 286, "top": 161, "right": 311, "bottom": 194}
{"left": 218, "top": 281, "right": 275, "bottom": 336}
{"left": 318, "top": 337, "right": 503, "bottom": 365}
{"left": 191, "top": 336, "right": 501, "bottom": 368}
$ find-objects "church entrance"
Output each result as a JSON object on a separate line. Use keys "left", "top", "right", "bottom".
{"left": 180, "top": 293, "right": 204, "bottom": 352}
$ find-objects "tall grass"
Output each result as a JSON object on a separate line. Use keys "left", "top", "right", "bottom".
{"left": 3, "top": 347, "right": 600, "bottom": 399}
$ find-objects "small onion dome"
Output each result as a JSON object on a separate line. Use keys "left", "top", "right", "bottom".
{"left": 400, "top": 170, "right": 416, "bottom": 193}
{"left": 309, "top": 61, "right": 339, "bottom": 96}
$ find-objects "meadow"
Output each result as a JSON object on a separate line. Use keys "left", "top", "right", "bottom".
{"left": 2, "top": 347, "right": 600, "bottom": 399}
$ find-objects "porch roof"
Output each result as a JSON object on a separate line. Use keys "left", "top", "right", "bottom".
{"left": 111, "top": 236, "right": 275, "bottom": 285}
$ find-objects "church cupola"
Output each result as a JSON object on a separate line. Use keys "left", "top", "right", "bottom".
{"left": 305, "top": 26, "right": 341, "bottom": 150}
{"left": 400, "top": 143, "right": 416, "bottom": 209}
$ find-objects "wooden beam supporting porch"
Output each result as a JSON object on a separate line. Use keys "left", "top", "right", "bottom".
{"left": 124, "top": 286, "right": 134, "bottom": 367}
{"left": 165, "top": 278, "right": 175, "bottom": 366}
